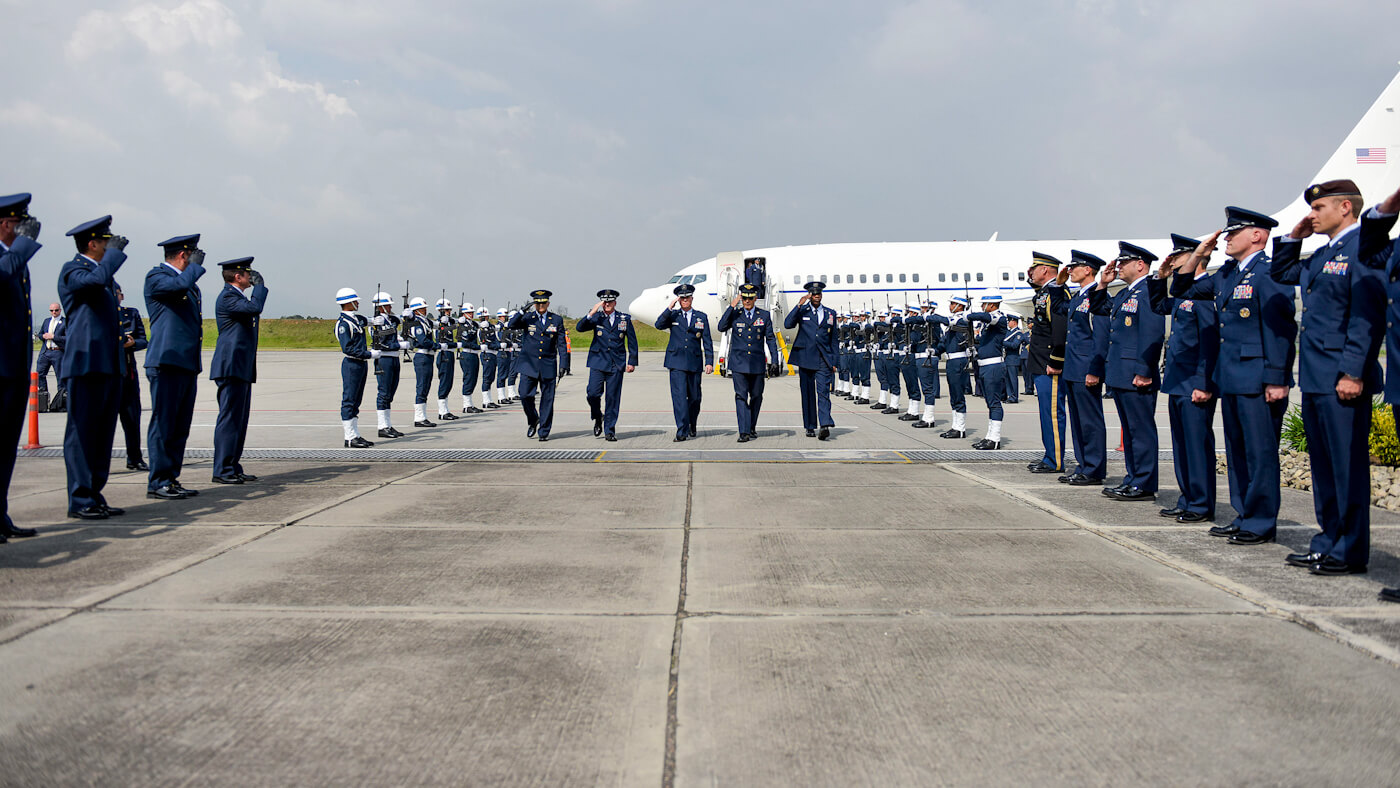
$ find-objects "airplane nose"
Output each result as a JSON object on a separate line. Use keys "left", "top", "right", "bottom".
{"left": 628, "top": 288, "right": 665, "bottom": 325}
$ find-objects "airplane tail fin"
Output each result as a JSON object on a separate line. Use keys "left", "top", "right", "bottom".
{"left": 1271, "top": 64, "right": 1400, "bottom": 229}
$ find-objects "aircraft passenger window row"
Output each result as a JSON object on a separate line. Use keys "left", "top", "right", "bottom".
{"left": 785, "top": 273, "right": 921, "bottom": 286}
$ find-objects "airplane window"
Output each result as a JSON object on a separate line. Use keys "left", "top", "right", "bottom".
{"left": 679, "top": 275, "right": 693, "bottom": 285}
{"left": 846, "top": 275, "right": 854, "bottom": 284}
{"left": 1018, "top": 272, "right": 1026, "bottom": 281}
{"left": 860, "top": 274, "right": 867, "bottom": 283}
{"left": 793, "top": 276, "right": 800, "bottom": 284}
{"left": 885, "top": 274, "right": 893, "bottom": 283}
{"left": 667, "top": 276, "right": 682, "bottom": 284}
{"left": 899, "top": 274, "right": 906, "bottom": 283}
{"left": 1002, "top": 272, "right": 1010, "bottom": 281}
{"left": 938, "top": 274, "right": 946, "bottom": 283}
{"left": 976, "top": 273, "right": 984, "bottom": 282}
{"left": 693, "top": 274, "right": 707, "bottom": 284}
{"left": 820, "top": 275, "right": 828, "bottom": 283}
{"left": 912, "top": 273, "right": 920, "bottom": 283}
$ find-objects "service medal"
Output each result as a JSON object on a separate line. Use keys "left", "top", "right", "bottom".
{"left": 1240, "top": 308, "right": 1250, "bottom": 318}
{"left": 1125, "top": 317, "right": 1132, "bottom": 326}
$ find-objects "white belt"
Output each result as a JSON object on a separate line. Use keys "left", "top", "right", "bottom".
{"left": 978, "top": 356, "right": 1004, "bottom": 365}
{"left": 462, "top": 348, "right": 481, "bottom": 355}
{"left": 945, "top": 351, "right": 968, "bottom": 360}
{"left": 415, "top": 349, "right": 436, "bottom": 355}
{"left": 916, "top": 351, "right": 936, "bottom": 359}
{"left": 344, "top": 353, "right": 367, "bottom": 361}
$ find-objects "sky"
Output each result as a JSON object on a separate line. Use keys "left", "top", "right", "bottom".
{"left": 9, "top": 0, "right": 1400, "bottom": 319}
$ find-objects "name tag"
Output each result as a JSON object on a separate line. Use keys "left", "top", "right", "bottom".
{"left": 1232, "top": 284, "right": 1253, "bottom": 300}
{"left": 735, "top": 322, "right": 746, "bottom": 328}
{"left": 803, "top": 316, "right": 812, "bottom": 321}
{"left": 1321, "top": 260, "right": 1349, "bottom": 276}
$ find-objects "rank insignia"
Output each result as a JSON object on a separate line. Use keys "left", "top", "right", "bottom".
{"left": 1240, "top": 308, "right": 1251, "bottom": 318}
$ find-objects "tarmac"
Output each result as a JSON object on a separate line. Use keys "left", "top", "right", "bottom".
{"left": 2, "top": 351, "right": 1398, "bottom": 786}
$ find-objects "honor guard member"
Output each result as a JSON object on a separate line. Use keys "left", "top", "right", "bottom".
{"left": 907, "top": 302, "right": 943, "bottom": 428}
{"left": 1358, "top": 183, "right": 1400, "bottom": 602}
{"left": 370, "top": 292, "right": 409, "bottom": 438}
{"left": 115, "top": 284, "right": 148, "bottom": 470}
{"left": 479, "top": 309, "right": 501, "bottom": 409}
{"left": 1002, "top": 315, "right": 1023, "bottom": 404}
{"left": 57, "top": 215, "right": 128, "bottom": 519}
{"left": 577, "top": 289, "right": 639, "bottom": 441}
{"left": 507, "top": 289, "right": 565, "bottom": 440}
{"left": 966, "top": 292, "right": 1010, "bottom": 448}
{"left": 834, "top": 313, "right": 851, "bottom": 398}
{"left": 35, "top": 302, "right": 64, "bottom": 401}
{"left": 432, "top": 298, "right": 458, "bottom": 421}
{"left": 784, "top": 281, "right": 839, "bottom": 440}
{"left": 1171, "top": 207, "right": 1296, "bottom": 545}
{"left": 144, "top": 233, "right": 206, "bottom": 501}
{"left": 1055, "top": 250, "right": 1110, "bottom": 485}
{"left": 719, "top": 283, "right": 779, "bottom": 442}
{"left": 494, "top": 308, "right": 513, "bottom": 404}
{"left": 403, "top": 297, "right": 439, "bottom": 427}
{"left": 896, "top": 305, "right": 924, "bottom": 420}
{"left": 1026, "top": 253, "right": 1069, "bottom": 473}
{"left": 506, "top": 312, "right": 523, "bottom": 400}
{"left": 1148, "top": 234, "right": 1219, "bottom": 524}
{"left": 1272, "top": 180, "right": 1381, "bottom": 575}
{"left": 209, "top": 257, "right": 268, "bottom": 485}
{"left": 559, "top": 329, "right": 573, "bottom": 375}
{"left": 456, "top": 303, "right": 483, "bottom": 413}
{"left": 938, "top": 296, "right": 973, "bottom": 438}
{"left": 872, "top": 310, "right": 898, "bottom": 411}
{"left": 655, "top": 283, "right": 714, "bottom": 441}
{"left": 743, "top": 256, "right": 766, "bottom": 300}
{"left": 335, "top": 288, "right": 377, "bottom": 447}
{"left": 0, "top": 194, "right": 42, "bottom": 539}
{"left": 850, "top": 310, "right": 873, "bottom": 404}
{"left": 1094, "top": 243, "right": 1166, "bottom": 501}
{"left": 884, "top": 307, "right": 909, "bottom": 415}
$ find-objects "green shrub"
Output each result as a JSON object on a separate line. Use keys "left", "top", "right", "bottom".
{"left": 1281, "top": 404, "right": 1307, "bottom": 453}
{"left": 1370, "top": 400, "right": 1400, "bottom": 466}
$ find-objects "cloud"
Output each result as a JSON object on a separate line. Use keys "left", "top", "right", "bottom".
{"left": 0, "top": 101, "right": 121, "bottom": 151}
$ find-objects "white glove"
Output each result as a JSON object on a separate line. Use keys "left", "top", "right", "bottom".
{"left": 398, "top": 340, "right": 410, "bottom": 350}
{"left": 440, "top": 343, "right": 450, "bottom": 350}
{"left": 372, "top": 315, "right": 386, "bottom": 327}
{"left": 370, "top": 349, "right": 382, "bottom": 360}
{"left": 457, "top": 342, "right": 464, "bottom": 349}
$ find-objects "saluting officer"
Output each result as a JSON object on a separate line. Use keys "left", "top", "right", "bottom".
{"left": 577, "top": 289, "right": 639, "bottom": 441}
{"left": 479, "top": 309, "right": 501, "bottom": 409}
{"left": 965, "top": 292, "right": 1010, "bottom": 449}
{"left": 370, "top": 292, "right": 408, "bottom": 438}
{"left": 1026, "top": 252, "right": 1069, "bottom": 474}
{"left": 404, "top": 297, "right": 438, "bottom": 427}
{"left": 1147, "top": 234, "right": 1219, "bottom": 524}
{"left": 209, "top": 257, "right": 268, "bottom": 485}
{"left": 1171, "top": 207, "right": 1296, "bottom": 545}
{"left": 1055, "top": 250, "right": 1109, "bottom": 486}
{"left": 785, "top": 281, "right": 839, "bottom": 440}
{"left": 433, "top": 298, "right": 458, "bottom": 422}
{"left": 144, "top": 233, "right": 206, "bottom": 501}
{"left": 335, "top": 288, "right": 377, "bottom": 447}
{"left": 456, "top": 303, "right": 483, "bottom": 414}
{"left": 1002, "top": 315, "right": 1023, "bottom": 404}
{"left": 1272, "top": 180, "right": 1382, "bottom": 575}
{"left": 1094, "top": 243, "right": 1166, "bottom": 501}
{"left": 507, "top": 289, "right": 565, "bottom": 440}
{"left": 938, "top": 296, "right": 972, "bottom": 438}
{"left": 1358, "top": 183, "right": 1400, "bottom": 603}
{"left": 115, "top": 284, "right": 148, "bottom": 471}
{"left": 655, "top": 283, "right": 714, "bottom": 441}
{"left": 719, "top": 283, "right": 779, "bottom": 442}
{"left": 0, "top": 194, "right": 42, "bottom": 540}
{"left": 58, "top": 215, "right": 128, "bottom": 519}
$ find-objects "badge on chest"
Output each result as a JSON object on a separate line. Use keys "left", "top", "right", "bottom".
{"left": 1321, "top": 260, "right": 1349, "bottom": 276}
{"left": 1121, "top": 297, "right": 1138, "bottom": 314}
{"left": 1232, "top": 284, "right": 1253, "bottom": 300}
{"left": 1075, "top": 300, "right": 1089, "bottom": 313}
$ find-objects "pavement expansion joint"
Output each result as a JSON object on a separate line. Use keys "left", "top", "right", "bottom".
{"left": 662, "top": 462, "right": 693, "bottom": 788}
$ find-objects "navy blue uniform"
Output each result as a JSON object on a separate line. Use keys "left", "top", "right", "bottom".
{"left": 35, "top": 314, "right": 64, "bottom": 395}
{"left": 507, "top": 309, "right": 565, "bottom": 438}
{"left": 337, "top": 312, "right": 373, "bottom": 421}
{"left": 655, "top": 308, "right": 714, "bottom": 438}
{"left": 405, "top": 314, "right": 436, "bottom": 407}
{"left": 940, "top": 314, "right": 972, "bottom": 418}
{"left": 744, "top": 262, "right": 766, "bottom": 299}
{"left": 577, "top": 309, "right": 639, "bottom": 436}
{"left": 718, "top": 305, "right": 779, "bottom": 435}
{"left": 1273, "top": 225, "right": 1382, "bottom": 567}
{"left": 873, "top": 317, "right": 898, "bottom": 405}
{"left": 210, "top": 281, "right": 267, "bottom": 480}
{"left": 456, "top": 316, "right": 481, "bottom": 408}
{"left": 1173, "top": 251, "right": 1296, "bottom": 538}
{"left": 784, "top": 301, "right": 839, "bottom": 431}
{"left": 905, "top": 312, "right": 944, "bottom": 423}
{"left": 479, "top": 321, "right": 501, "bottom": 404}
{"left": 372, "top": 313, "right": 403, "bottom": 410}
{"left": 849, "top": 320, "right": 872, "bottom": 389}
{"left": 495, "top": 325, "right": 513, "bottom": 391}
{"left": 1002, "top": 326, "right": 1023, "bottom": 403}
{"left": 1147, "top": 276, "right": 1218, "bottom": 519}
{"left": 2, "top": 235, "right": 42, "bottom": 531}
{"left": 1056, "top": 284, "right": 1109, "bottom": 480}
{"left": 144, "top": 260, "right": 205, "bottom": 492}
{"left": 967, "top": 309, "right": 1009, "bottom": 426}
{"left": 1029, "top": 283, "right": 1069, "bottom": 470}
{"left": 434, "top": 315, "right": 455, "bottom": 410}
{"left": 59, "top": 248, "right": 128, "bottom": 512}
{"left": 1094, "top": 279, "right": 1165, "bottom": 493}
{"left": 117, "top": 305, "right": 148, "bottom": 463}
{"left": 894, "top": 314, "right": 921, "bottom": 413}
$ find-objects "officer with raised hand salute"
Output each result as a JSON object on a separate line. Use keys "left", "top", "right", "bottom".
{"left": 718, "top": 283, "right": 779, "bottom": 441}
{"left": 144, "top": 234, "right": 206, "bottom": 501}
{"left": 507, "top": 289, "right": 565, "bottom": 440}
{"left": 784, "top": 281, "right": 839, "bottom": 440}
{"left": 209, "top": 258, "right": 268, "bottom": 485}
{"left": 0, "top": 195, "right": 43, "bottom": 538}
{"left": 1055, "top": 250, "right": 1110, "bottom": 486}
{"left": 576, "top": 289, "right": 639, "bottom": 441}
{"left": 655, "top": 284, "right": 714, "bottom": 441}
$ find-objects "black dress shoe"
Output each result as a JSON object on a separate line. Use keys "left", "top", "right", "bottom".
{"left": 527, "top": 423, "right": 538, "bottom": 438}
{"left": 673, "top": 434, "right": 686, "bottom": 442}
{"left": 738, "top": 434, "right": 750, "bottom": 443}
{"left": 211, "top": 475, "right": 244, "bottom": 485}
{"left": 1029, "top": 463, "right": 1061, "bottom": 474}
{"left": 689, "top": 427, "right": 698, "bottom": 437}
{"left": 818, "top": 426, "right": 830, "bottom": 440}
{"left": 237, "top": 473, "right": 258, "bottom": 483}
{"left": 1227, "top": 531, "right": 1274, "bottom": 545}
{"left": 439, "top": 412, "right": 458, "bottom": 421}
{"left": 594, "top": 417, "right": 603, "bottom": 437}
{"left": 898, "top": 413, "right": 918, "bottom": 421}
{"left": 1379, "top": 587, "right": 1400, "bottom": 604}
{"left": 345, "top": 436, "right": 375, "bottom": 448}
{"left": 1285, "top": 551, "right": 1325, "bottom": 568}
{"left": 466, "top": 406, "right": 483, "bottom": 414}
{"left": 67, "top": 506, "right": 108, "bottom": 520}
{"left": 972, "top": 438, "right": 1001, "bottom": 450}
{"left": 377, "top": 428, "right": 396, "bottom": 438}
{"left": 605, "top": 434, "right": 617, "bottom": 442}
{"left": 870, "top": 403, "right": 885, "bottom": 409}
{"left": 805, "top": 429, "right": 816, "bottom": 437}
{"left": 747, "top": 432, "right": 758, "bottom": 440}
{"left": 126, "top": 459, "right": 149, "bottom": 471}
{"left": 414, "top": 420, "right": 437, "bottom": 427}
{"left": 101, "top": 505, "right": 125, "bottom": 517}
{"left": 1107, "top": 487, "right": 1155, "bottom": 501}
{"left": 1057, "top": 474, "right": 1072, "bottom": 483}
{"left": 1207, "top": 523, "right": 1240, "bottom": 537}
{"left": 2, "top": 523, "right": 39, "bottom": 536}
{"left": 1309, "top": 557, "right": 1366, "bottom": 575}
{"left": 881, "top": 407, "right": 900, "bottom": 414}
{"left": 485, "top": 403, "right": 500, "bottom": 409}
{"left": 913, "top": 421, "right": 933, "bottom": 428}
{"left": 147, "top": 485, "right": 188, "bottom": 500}
{"left": 1159, "top": 507, "right": 1186, "bottom": 518}
{"left": 1108, "top": 482, "right": 1131, "bottom": 494}
{"left": 171, "top": 482, "right": 198, "bottom": 497}
{"left": 1066, "top": 474, "right": 1104, "bottom": 487}
{"left": 1175, "top": 511, "right": 1213, "bottom": 523}
{"left": 939, "top": 429, "right": 966, "bottom": 439}
{"left": 538, "top": 435, "right": 549, "bottom": 442}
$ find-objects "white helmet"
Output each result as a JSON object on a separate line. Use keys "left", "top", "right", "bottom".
{"left": 905, "top": 303, "right": 920, "bottom": 312}
{"left": 435, "top": 298, "right": 452, "bottom": 310}
{"left": 496, "top": 308, "right": 507, "bottom": 317}
{"left": 408, "top": 297, "right": 428, "bottom": 311}
{"left": 980, "top": 291, "right": 1004, "bottom": 304}
{"left": 335, "top": 287, "right": 359, "bottom": 304}
{"left": 461, "top": 302, "right": 475, "bottom": 313}
{"left": 372, "top": 292, "right": 392, "bottom": 306}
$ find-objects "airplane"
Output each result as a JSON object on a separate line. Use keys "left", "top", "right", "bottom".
{"left": 629, "top": 64, "right": 1400, "bottom": 360}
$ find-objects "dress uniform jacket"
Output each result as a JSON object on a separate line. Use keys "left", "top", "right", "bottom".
{"left": 783, "top": 302, "right": 838, "bottom": 369}
{"left": 506, "top": 310, "right": 565, "bottom": 379}
{"left": 1027, "top": 283, "right": 1068, "bottom": 373}
{"left": 119, "top": 306, "right": 148, "bottom": 363}
{"left": 654, "top": 309, "right": 714, "bottom": 371}
{"left": 1146, "top": 277, "right": 1218, "bottom": 396}
{"left": 0, "top": 235, "right": 41, "bottom": 378}
{"left": 143, "top": 261, "right": 205, "bottom": 373}
{"left": 58, "top": 250, "right": 128, "bottom": 379}
{"left": 1359, "top": 210, "right": 1400, "bottom": 402}
{"left": 1057, "top": 284, "right": 1108, "bottom": 384}
{"left": 1094, "top": 279, "right": 1165, "bottom": 391}
{"left": 718, "top": 306, "right": 779, "bottom": 375}
{"left": 1171, "top": 251, "right": 1296, "bottom": 393}
{"left": 577, "top": 310, "right": 639, "bottom": 373}
{"left": 210, "top": 282, "right": 268, "bottom": 383}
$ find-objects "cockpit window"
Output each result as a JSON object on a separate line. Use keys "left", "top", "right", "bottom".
{"left": 692, "top": 274, "right": 707, "bottom": 284}
{"left": 667, "top": 276, "right": 682, "bottom": 284}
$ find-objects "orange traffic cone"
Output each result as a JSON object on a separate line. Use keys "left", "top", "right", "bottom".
{"left": 24, "top": 372, "right": 42, "bottom": 449}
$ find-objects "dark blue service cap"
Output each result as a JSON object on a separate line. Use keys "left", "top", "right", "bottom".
{"left": 531, "top": 289, "right": 552, "bottom": 303}
{"left": 597, "top": 289, "right": 619, "bottom": 301}
{"left": 0, "top": 193, "right": 32, "bottom": 219}
{"left": 66, "top": 215, "right": 113, "bottom": 239}
{"left": 804, "top": 280, "right": 826, "bottom": 294}
{"left": 156, "top": 233, "right": 201, "bottom": 252}
{"left": 1069, "top": 249, "right": 1106, "bottom": 271}
{"left": 738, "top": 283, "right": 759, "bottom": 297}
{"left": 1115, "top": 241, "right": 1158, "bottom": 264}
{"left": 219, "top": 256, "right": 254, "bottom": 270}
{"left": 1030, "top": 251, "right": 1061, "bottom": 268}
{"left": 1222, "top": 206, "right": 1278, "bottom": 233}
{"left": 673, "top": 283, "right": 695, "bottom": 297}
{"left": 1169, "top": 233, "right": 1201, "bottom": 255}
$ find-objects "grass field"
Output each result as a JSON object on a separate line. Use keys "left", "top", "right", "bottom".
{"left": 184, "top": 318, "right": 675, "bottom": 351}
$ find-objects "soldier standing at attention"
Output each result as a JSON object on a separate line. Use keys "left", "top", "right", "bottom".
{"left": 456, "top": 303, "right": 483, "bottom": 414}
{"left": 370, "top": 292, "right": 408, "bottom": 438}
{"left": 871, "top": 309, "right": 897, "bottom": 411}
{"left": 433, "top": 298, "right": 458, "bottom": 422}
{"left": 494, "top": 308, "right": 513, "bottom": 404}
{"left": 1002, "top": 315, "right": 1023, "bottom": 404}
{"left": 1054, "top": 250, "right": 1109, "bottom": 486}
{"left": 1025, "top": 253, "right": 1069, "bottom": 474}
{"left": 1094, "top": 243, "right": 1166, "bottom": 502}
{"left": 335, "top": 288, "right": 378, "bottom": 447}
{"left": 115, "top": 284, "right": 148, "bottom": 471}
{"left": 718, "top": 283, "right": 779, "bottom": 442}
{"left": 507, "top": 290, "right": 565, "bottom": 440}
{"left": 576, "top": 289, "right": 639, "bottom": 441}
{"left": 1272, "top": 180, "right": 1381, "bottom": 575}
{"left": 896, "top": 304, "right": 924, "bottom": 420}
{"left": 655, "top": 283, "right": 714, "bottom": 442}
{"left": 834, "top": 313, "right": 851, "bottom": 399}
{"left": 144, "top": 233, "right": 206, "bottom": 501}
{"left": 850, "top": 310, "right": 873, "bottom": 405}
{"left": 404, "top": 297, "right": 438, "bottom": 428}
{"left": 1171, "top": 207, "right": 1296, "bottom": 546}
{"left": 0, "top": 194, "right": 43, "bottom": 538}
{"left": 479, "top": 309, "right": 501, "bottom": 409}
{"left": 938, "top": 295, "right": 972, "bottom": 439}
{"left": 784, "top": 281, "right": 839, "bottom": 440}
{"left": 58, "top": 215, "right": 128, "bottom": 519}
{"left": 209, "top": 258, "right": 268, "bottom": 485}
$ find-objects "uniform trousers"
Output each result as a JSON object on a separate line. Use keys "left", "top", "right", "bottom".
{"left": 731, "top": 371, "right": 765, "bottom": 433}
{"left": 872, "top": 354, "right": 888, "bottom": 393}
{"left": 1167, "top": 394, "right": 1216, "bottom": 518}
{"left": 945, "top": 359, "right": 969, "bottom": 414}
{"left": 796, "top": 365, "right": 834, "bottom": 430}
{"left": 213, "top": 378, "right": 251, "bottom": 479}
{"left": 497, "top": 354, "right": 511, "bottom": 387}
{"left": 837, "top": 355, "right": 850, "bottom": 383}
{"left": 35, "top": 349, "right": 63, "bottom": 393}
{"left": 1003, "top": 360, "right": 1021, "bottom": 402}
{"left": 435, "top": 351, "right": 455, "bottom": 399}
{"left": 519, "top": 374, "right": 557, "bottom": 437}
{"left": 341, "top": 357, "right": 368, "bottom": 420}
{"left": 880, "top": 358, "right": 901, "bottom": 397}
{"left": 979, "top": 362, "right": 1006, "bottom": 421}
{"left": 480, "top": 353, "right": 497, "bottom": 393}
{"left": 1, "top": 376, "right": 30, "bottom": 527}
{"left": 1303, "top": 393, "right": 1371, "bottom": 566}
{"left": 459, "top": 353, "right": 479, "bottom": 398}
{"left": 915, "top": 360, "right": 940, "bottom": 403}
{"left": 65, "top": 373, "right": 121, "bottom": 510}
{"left": 668, "top": 368, "right": 702, "bottom": 435}
{"left": 1066, "top": 379, "right": 1106, "bottom": 480}
{"left": 1111, "top": 386, "right": 1158, "bottom": 491}
{"left": 118, "top": 364, "right": 143, "bottom": 460}
{"left": 1220, "top": 393, "right": 1286, "bottom": 537}
{"left": 899, "top": 359, "right": 921, "bottom": 402}
{"left": 586, "top": 367, "right": 625, "bottom": 434}
{"left": 413, "top": 353, "right": 434, "bottom": 404}
{"left": 146, "top": 367, "right": 197, "bottom": 491}
{"left": 375, "top": 356, "right": 400, "bottom": 409}
{"left": 1034, "top": 373, "right": 1067, "bottom": 470}
{"left": 1024, "top": 361, "right": 1037, "bottom": 395}
{"left": 850, "top": 354, "right": 871, "bottom": 386}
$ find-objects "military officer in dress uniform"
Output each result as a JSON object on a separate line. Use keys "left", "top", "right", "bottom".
{"left": 907, "top": 302, "right": 944, "bottom": 429}
{"left": 785, "top": 281, "right": 839, "bottom": 440}
{"left": 1055, "top": 250, "right": 1110, "bottom": 486}
{"left": 1002, "top": 316, "right": 1023, "bottom": 404}
{"left": 964, "top": 293, "right": 1010, "bottom": 448}
{"left": 456, "top": 303, "right": 484, "bottom": 414}
{"left": 655, "top": 283, "right": 714, "bottom": 441}
{"left": 576, "top": 289, "right": 639, "bottom": 441}
{"left": 404, "top": 297, "right": 438, "bottom": 427}
{"left": 335, "top": 288, "right": 377, "bottom": 447}
{"left": 35, "top": 302, "right": 64, "bottom": 401}
{"left": 0, "top": 194, "right": 43, "bottom": 539}
{"left": 1093, "top": 243, "right": 1166, "bottom": 501}
{"left": 1147, "top": 234, "right": 1219, "bottom": 524}
{"left": 1026, "top": 253, "right": 1069, "bottom": 474}
{"left": 507, "top": 289, "right": 565, "bottom": 440}
{"left": 479, "top": 309, "right": 501, "bottom": 409}
{"left": 144, "top": 233, "right": 206, "bottom": 501}
{"left": 1358, "top": 183, "right": 1400, "bottom": 602}
{"left": 115, "top": 284, "right": 148, "bottom": 471}
{"left": 58, "top": 215, "right": 128, "bottom": 519}
{"left": 872, "top": 309, "right": 898, "bottom": 411}
{"left": 744, "top": 256, "right": 766, "bottom": 300}
{"left": 1171, "top": 207, "right": 1296, "bottom": 545}
{"left": 209, "top": 257, "right": 268, "bottom": 485}
{"left": 1271, "top": 180, "right": 1382, "bottom": 575}
{"left": 718, "top": 283, "right": 780, "bottom": 442}
{"left": 937, "top": 296, "right": 972, "bottom": 438}
{"left": 835, "top": 313, "right": 852, "bottom": 398}
{"left": 432, "top": 298, "right": 458, "bottom": 421}
{"left": 370, "top": 292, "right": 408, "bottom": 438}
